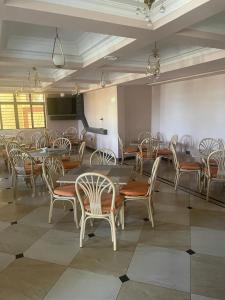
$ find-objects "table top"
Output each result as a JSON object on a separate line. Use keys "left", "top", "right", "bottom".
{"left": 57, "top": 165, "right": 134, "bottom": 185}
{"left": 29, "top": 148, "right": 68, "bottom": 158}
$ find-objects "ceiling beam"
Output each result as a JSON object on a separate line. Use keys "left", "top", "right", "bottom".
{"left": 177, "top": 28, "right": 225, "bottom": 49}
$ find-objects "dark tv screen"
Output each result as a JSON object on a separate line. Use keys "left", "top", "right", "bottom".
{"left": 47, "top": 97, "right": 77, "bottom": 116}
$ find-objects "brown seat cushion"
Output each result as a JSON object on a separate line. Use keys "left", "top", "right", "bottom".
{"left": 204, "top": 166, "right": 218, "bottom": 178}
{"left": 120, "top": 181, "right": 149, "bottom": 197}
{"left": 157, "top": 148, "right": 172, "bottom": 156}
{"left": 179, "top": 161, "right": 202, "bottom": 171}
{"left": 54, "top": 184, "right": 76, "bottom": 197}
{"left": 124, "top": 146, "right": 138, "bottom": 154}
{"left": 62, "top": 160, "right": 81, "bottom": 170}
{"left": 84, "top": 193, "right": 124, "bottom": 214}
{"left": 24, "top": 164, "right": 42, "bottom": 175}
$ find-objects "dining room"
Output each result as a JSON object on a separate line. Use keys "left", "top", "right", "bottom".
{"left": 0, "top": 1, "right": 225, "bottom": 300}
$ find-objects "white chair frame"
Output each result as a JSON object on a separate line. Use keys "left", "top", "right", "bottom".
{"left": 75, "top": 172, "right": 124, "bottom": 251}
{"left": 8, "top": 148, "right": 40, "bottom": 198}
{"left": 203, "top": 150, "right": 225, "bottom": 201}
{"left": 136, "top": 137, "right": 159, "bottom": 175}
{"left": 42, "top": 157, "right": 79, "bottom": 228}
{"left": 171, "top": 143, "right": 201, "bottom": 191}
{"left": 90, "top": 148, "right": 117, "bottom": 165}
{"left": 118, "top": 134, "right": 137, "bottom": 165}
{"left": 199, "top": 138, "right": 220, "bottom": 158}
{"left": 53, "top": 137, "right": 72, "bottom": 157}
{"left": 123, "top": 157, "right": 161, "bottom": 228}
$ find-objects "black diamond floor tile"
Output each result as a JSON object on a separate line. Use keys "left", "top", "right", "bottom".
{"left": 186, "top": 249, "right": 196, "bottom": 255}
{"left": 15, "top": 253, "right": 24, "bottom": 259}
{"left": 11, "top": 221, "right": 18, "bottom": 225}
{"left": 119, "top": 274, "right": 130, "bottom": 283}
{"left": 88, "top": 233, "right": 95, "bottom": 238}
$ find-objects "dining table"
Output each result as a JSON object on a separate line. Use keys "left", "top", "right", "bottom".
{"left": 57, "top": 164, "right": 134, "bottom": 186}
{"left": 29, "top": 148, "right": 69, "bottom": 158}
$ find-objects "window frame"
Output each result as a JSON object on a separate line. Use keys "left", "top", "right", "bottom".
{"left": 0, "top": 93, "right": 46, "bottom": 130}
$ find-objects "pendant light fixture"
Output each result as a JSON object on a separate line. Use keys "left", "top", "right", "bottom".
{"left": 100, "top": 71, "right": 106, "bottom": 88}
{"left": 146, "top": 42, "right": 160, "bottom": 79}
{"left": 52, "top": 28, "right": 65, "bottom": 68}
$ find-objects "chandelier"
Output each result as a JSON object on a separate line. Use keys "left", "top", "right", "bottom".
{"left": 146, "top": 42, "right": 160, "bottom": 79}
{"left": 52, "top": 28, "right": 65, "bottom": 68}
{"left": 136, "top": 0, "right": 166, "bottom": 25}
{"left": 100, "top": 72, "right": 106, "bottom": 88}
{"left": 72, "top": 84, "right": 80, "bottom": 96}
{"left": 28, "top": 67, "right": 42, "bottom": 90}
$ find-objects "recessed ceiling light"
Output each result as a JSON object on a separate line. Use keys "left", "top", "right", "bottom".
{"left": 104, "top": 55, "right": 118, "bottom": 61}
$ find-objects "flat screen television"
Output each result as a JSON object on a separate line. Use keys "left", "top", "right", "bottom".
{"left": 47, "top": 96, "right": 77, "bottom": 117}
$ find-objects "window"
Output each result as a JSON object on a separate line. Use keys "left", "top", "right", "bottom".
{"left": 0, "top": 93, "right": 46, "bottom": 129}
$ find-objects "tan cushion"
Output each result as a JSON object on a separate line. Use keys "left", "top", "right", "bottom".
{"left": 179, "top": 161, "right": 202, "bottom": 171}
{"left": 204, "top": 166, "right": 218, "bottom": 178}
{"left": 157, "top": 148, "right": 172, "bottom": 156}
{"left": 54, "top": 184, "right": 75, "bottom": 197}
{"left": 124, "top": 146, "right": 137, "bottom": 154}
{"left": 62, "top": 160, "right": 81, "bottom": 170}
{"left": 120, "top": 181, "right": 149, "bottom": 197}
{"left": 24, "top": 164, "right": 42, "bottom": 175}
{"left": 84, "top": 193, "right": 124, "bottom": 214}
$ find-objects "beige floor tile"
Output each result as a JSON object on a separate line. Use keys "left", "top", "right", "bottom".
{"left": 0, "top": 252, "right": 14, "bottom": 272}
{"left": 117, "top": 281, "right": 190, "bottom": 300}
{"left": 191, "top": 253, "right": 225, "bottom": 299}
{"left": 0, "top": 257, "right": 65, "bottom": 300}
{"left": 127, "top": 245, "right": 190, "bottom": 292}
{"left": 0, "top": 223, "right": 47, "bottom": 255}
{"left": 190, "top": 196, "right": 225, "bottom": 213}
{"left": 70, "top": 237, "right": 136, "bottom": 277}
{"left": 190, "top": 209, "right": 225, "bottom": 230}
{"left": 139, "top": 222, "right": 190, "bottom": 251}
{"left": 24, "top": 229, "right": 81, "bottom": 266}
{"left": 0, "top": 204, "right": 34, "bottom": 222}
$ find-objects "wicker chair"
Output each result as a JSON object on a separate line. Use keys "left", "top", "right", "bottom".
{"left": 75, "top": 172, "right": 124, "bottom": 251}
{"left": 120, "top": 157, "right": 161, "bottom": 228}
{"left": 90, "top": 148, "right": 117, "bottom": 165}
{"left": 42, "top": 157, "right": 79, "bottom": 227}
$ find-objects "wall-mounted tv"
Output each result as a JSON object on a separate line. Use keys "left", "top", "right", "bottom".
{"left": 47, "top": 96, "right": 76, "bottom": 119}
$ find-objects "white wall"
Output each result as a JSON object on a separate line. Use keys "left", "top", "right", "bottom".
{"left": 151, "top": 73, "right": 225, "bottom": 148}
{"left": 118, "top": 85, "right": 152, "bottom": 145}
{"left": 83, "top": 86, "right": 119, "bottom": 155}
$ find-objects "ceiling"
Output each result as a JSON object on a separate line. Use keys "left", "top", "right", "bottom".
{"left": 0, "top": 0, "right": 225, "bottom": 93}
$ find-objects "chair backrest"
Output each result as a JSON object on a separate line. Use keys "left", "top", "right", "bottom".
{"left": 218, "top": 139, "right": 224, "bottom": 149}
{"left": 63, "top": 126, "right": 78, "bottom": 138}
{"left": 137, "top": 131, "right": 151, "bottom": 143}
{"left": 90, "top": 148, "right": 117, "bottom": 165}
{"left": 53, "top": 137, "right": 72, "bottom": 156}
{"left": 118, "top": 135, "right": 124, "bottom": 153}
{"left": 170, "top": 134, "right": 178, "bottom": 146}
{"left": 138, "top": 137, "right": 159, "bottom": 159}
{"left": 180, "top": 135, "right": 193, "bottom": 152}
{"left": 42, "top": 157, "right": 65, "bottom": 194}
{"left": 80, "top": 128, "right": 87, "bottom": 140}
{"left": 75, "top": 172, "right": 115, "bottom": 216}
{"left": 78, "top": 141, "right": 86, "bottom": 163}
{"left": 6, "top": 141, "right": 21, "bottom": 157}
{"left": 207, "top": 150, "right": 225, "bottom": 179}
{"left": 31, "top": 131, "right": 42, "bottom": 145}
{"left": 199, "top": 138, "right": 220, "bottom": 157}
{"left": 36, "top": 134, "right": 50, "bottom": 149}
{"left": 148, "top": 156, "right": 161, "bottom": 196}
{"left": 170, "top": 142, "right": 179, "bottom": 170}
{"left": 15, "top": 130, "right": 26, "bottom": 145}
{"left": 8, "top": 148, "right": 34, "bottom": 176}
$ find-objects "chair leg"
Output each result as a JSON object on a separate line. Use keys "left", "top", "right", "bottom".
{"left": 174, "top": 171, "right": 180, "bottom": 191}
{"left": 31, "top": 176, "right": 36, "bottom": 197}
{"left": 73, "top": 200, "right": 79, "bottom": 229}
{"left": 111, "top": 214, "right": 117, "bottom": 251}
{"left": 48, "top": 199, "right": 54, "bottom": 223}
{"left": 206, "top": 179, "right": 211, "bottom": 202}
{"left": 148, "top": 197, "right": 154, "bottom": 228}
{"left": 80, "top": 214, "right": 85, "bottom": 248}
{"left": 119, "top": 204, "right": 125, "bottom": 230}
